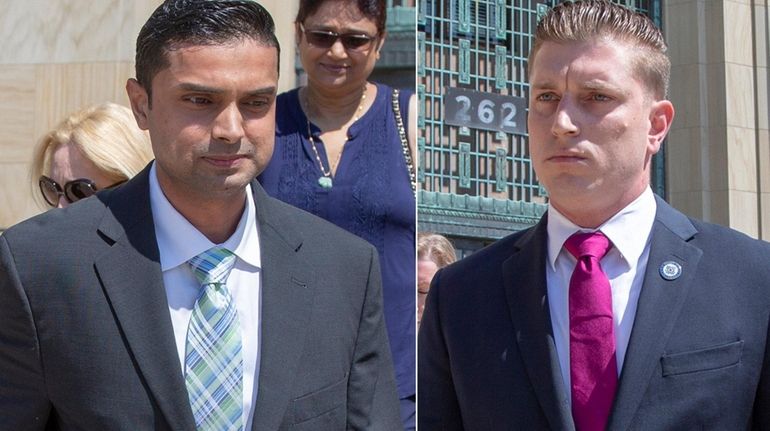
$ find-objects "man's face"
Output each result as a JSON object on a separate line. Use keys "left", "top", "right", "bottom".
{"left": 527, "top": 39, "right": 672, "bottom": 226}
{"left": 127, "top": 39, "right": 278, "bottom": 204}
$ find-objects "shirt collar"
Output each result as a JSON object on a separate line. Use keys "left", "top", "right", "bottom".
{"left": 546, "top": 187, "right": 657, "bottom": 270}
{"left": 149, "top": 162, "right": 261, "bottom": 271}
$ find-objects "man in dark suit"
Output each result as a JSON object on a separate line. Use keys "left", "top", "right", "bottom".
{"left": 418, "top": 1, "right": 770, "bottom": 429}
{"left": 0, "top": 1, "right": 400, "bottom": 429}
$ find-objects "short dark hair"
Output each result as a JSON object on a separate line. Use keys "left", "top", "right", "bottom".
{"left": 296, "top": 0, "right": 387, "bottom": 34}
{"left": 135, "top": 0, "right": 281, "bottom": 103}
{"left": 529, "top": 0, "right": 669, "bottom": 99}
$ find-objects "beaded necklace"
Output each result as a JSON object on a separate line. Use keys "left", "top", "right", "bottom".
{"left": 303, "top": 85, "right": 367, "bottom": 189}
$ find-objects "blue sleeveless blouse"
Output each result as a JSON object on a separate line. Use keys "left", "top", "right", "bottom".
{"left": 258, "top": 82, "right": 416, "bottom": 398}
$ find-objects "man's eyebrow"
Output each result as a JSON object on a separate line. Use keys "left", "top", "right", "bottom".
{"left": 175, "top": 82, "right": 276, "bottom": 97}
{"left": 581, "top": 79, "right": 628, "bottom": 95}
{"left": 244, "top": 87, "right": 277, "bottom": 98}
{"left": 528, "top": 79, "right": 630, "bottom": 96}
{"left": 176, "top": 82, "right": 224, "bottom": 94}
{"left": 529, "top": 80, "right": 558, "bottom": 90}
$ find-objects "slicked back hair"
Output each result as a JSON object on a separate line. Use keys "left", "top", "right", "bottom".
{"left": 296, "top": 0, "right": 387, "bottom": 34}
{"left": 135, "top": 0, "right": 281, "bottom": 105}
{"left": 529, "top": 0, "right": 670, "bottom": 99}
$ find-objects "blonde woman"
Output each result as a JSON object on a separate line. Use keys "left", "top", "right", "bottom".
{"left": 417, "top": 233, "right": 457, "bottom": 325}
{"left": 31, "top": 102, "right": 152, "bottom": 208}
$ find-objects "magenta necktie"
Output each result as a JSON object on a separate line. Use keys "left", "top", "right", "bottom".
{"left": 565, "top": 231, "right": 617, "bottom": 431}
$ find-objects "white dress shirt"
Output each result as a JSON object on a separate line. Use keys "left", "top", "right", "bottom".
{"left": 546, "top": 187, "right": 657, "bottom": 402}
{"left": 149, "top": 163, "right": 261, "bottom": 429}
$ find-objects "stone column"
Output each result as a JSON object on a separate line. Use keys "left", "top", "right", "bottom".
{"left": 665, "top": 0, "right": 768, "bottom": 239}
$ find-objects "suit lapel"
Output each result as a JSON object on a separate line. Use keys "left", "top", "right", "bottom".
{"left": 93, "top": 168, "right": 196, "bottom": 430}
{"left": 249, "top": 182, "right": 315, "bottom": 431}
{"left": 608, "top": 197, "right": 702, "bottom": 430}
{"left": 502, "top": 216, "right": 575, "bottom": 431}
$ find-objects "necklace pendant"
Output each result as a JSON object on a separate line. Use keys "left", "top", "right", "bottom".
{"left": 318, "top": 176, "right": 333, "bottom": 189}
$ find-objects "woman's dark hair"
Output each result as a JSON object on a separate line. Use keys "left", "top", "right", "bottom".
{"left": 135, "top": 0, "right": 281, "bottom": 104}
{"left": 296, "top": 0, "right": 387, "bottom": 34}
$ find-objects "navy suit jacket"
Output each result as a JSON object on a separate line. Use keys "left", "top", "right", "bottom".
{"left": 0, "top": 166, "right": 401, "bottom": 430}
{"left": 419, "top": 197, "right": 770, "bottom": 430}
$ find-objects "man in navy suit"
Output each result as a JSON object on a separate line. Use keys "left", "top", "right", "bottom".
{"left": 418, "top": 1, "right": 770, "bottom": 429}
{"left": 0, "top": 1, "right": 400, "bottom": 429}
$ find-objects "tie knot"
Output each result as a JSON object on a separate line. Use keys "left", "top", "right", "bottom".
{"left": 564, "top": 231, "right": 612, "bottom": 260}
{"left": 188, "top": 247, "right": 236, "bottom": 286}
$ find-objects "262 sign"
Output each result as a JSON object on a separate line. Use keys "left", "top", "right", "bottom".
{"left": 444, "top": 87, "right": 527, "bottom": 135}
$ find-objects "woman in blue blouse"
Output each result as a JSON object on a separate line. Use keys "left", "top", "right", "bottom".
{"left": 258, "top": 0, "right": 417, "bottom": 428}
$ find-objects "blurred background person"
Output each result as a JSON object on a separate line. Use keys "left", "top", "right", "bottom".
{"left": 31, "top": 102, "right": 152, "bottom": 209}
{"left": 258, "top": 0, "right": 417, "bottom": 428}
{"left": 417, "top": 232, "right": 456, "bottom": 325}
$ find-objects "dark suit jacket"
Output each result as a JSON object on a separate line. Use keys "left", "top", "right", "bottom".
{"left": 0, "top": 166, "right": 401, "bottom": 430}
{"left": 418, "top": 197, "right": 770, "bottom": 430}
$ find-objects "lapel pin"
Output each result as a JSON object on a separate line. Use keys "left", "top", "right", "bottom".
{"left": 659, "top": 261, "right": 682, "bottom": 281}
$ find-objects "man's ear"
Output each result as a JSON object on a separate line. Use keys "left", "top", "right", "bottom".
{"left": 647, "top": 99, "right": 675, "bottom": 155}
{"left": 126, "top": 78, "right": 150, "bottom": 131}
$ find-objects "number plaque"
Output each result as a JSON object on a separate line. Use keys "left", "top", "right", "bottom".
{"left": 444, "top": 87, "right": 527, "bottom": 135}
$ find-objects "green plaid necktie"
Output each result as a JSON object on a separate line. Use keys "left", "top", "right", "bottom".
{"left": 186, "top": 247, "right": 243, "bottom": 431}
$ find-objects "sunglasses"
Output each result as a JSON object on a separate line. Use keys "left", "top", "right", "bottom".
{"left": 39, "top": 175, "right": 125, "bottom": 207}
{"left": 299, "top": 23, "right": 376, "bottom": 51}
